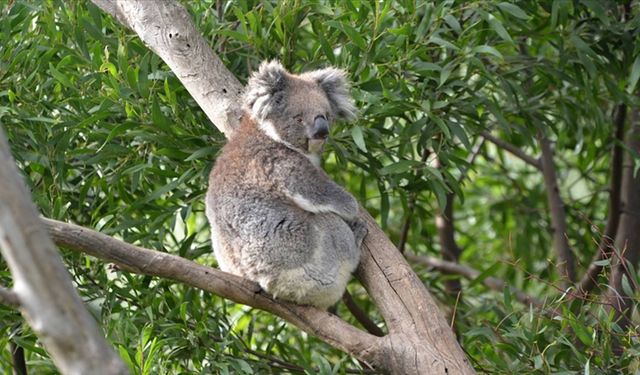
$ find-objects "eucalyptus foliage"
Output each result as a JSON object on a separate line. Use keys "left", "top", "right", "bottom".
{"left": 1, "top": 0, "right": 639, "bottom": 373}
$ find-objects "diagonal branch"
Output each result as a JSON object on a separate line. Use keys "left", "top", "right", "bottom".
{"left": 43, "top": 218, "right": 380, "bottom": 365}
{"left": 481, "top": 131, "right": 541, "bottom": 170}
{"left": 538, "top": 134, "right": 577, "bottom": 284}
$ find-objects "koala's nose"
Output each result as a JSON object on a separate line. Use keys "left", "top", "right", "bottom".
{"left": 311, "top": 115, "right": 329, "bottom": 139}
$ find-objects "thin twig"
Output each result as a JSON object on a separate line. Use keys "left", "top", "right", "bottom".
{"left": 481, "top": 131, "right": 541, "bottom": 170}
{"left": 342, "top": 292, "right": 385, "bottom": 337}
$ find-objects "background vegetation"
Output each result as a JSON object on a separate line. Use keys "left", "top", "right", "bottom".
{"left": 1, "top": 0, "right": 639, "bottom": 373}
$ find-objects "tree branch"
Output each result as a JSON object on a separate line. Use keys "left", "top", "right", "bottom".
{"left": 577, "top": 104, "right": 626, "bottom": 295}
{"left": 342, "top": 292, "right": 385, "bottom": 337}
{"left": 0, "top": 128, "right": 128, "bottom": 374}
{"left": 480, "top": 131, "right": 541, "bottom": 170}
{"left": 406, "top": 254, "right": 545, "bottom": 309}
{"left": 538, "top": 134, "right": 577, "bottom": 284}
{"left": 43, "top": 218, "right": 381, "bottom": 366}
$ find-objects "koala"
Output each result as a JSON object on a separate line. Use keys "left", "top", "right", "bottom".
{"left": 205, "top": 60, "right": 367, "bottom": 309}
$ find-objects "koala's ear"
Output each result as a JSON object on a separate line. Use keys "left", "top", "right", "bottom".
{"left": 244, "top": 60, "right": 288, "bottom": 120}
{"left": 305, "top": 68, "right": 357, "bottom": 121}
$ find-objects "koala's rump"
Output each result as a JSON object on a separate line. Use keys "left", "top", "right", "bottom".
{"left": 257, "top": 210, "right": 359, "bottom": 308}
{"left": 210, "top": 189, "right": 359, "bottom": 307}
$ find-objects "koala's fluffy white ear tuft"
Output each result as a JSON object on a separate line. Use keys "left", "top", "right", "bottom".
{"left": 305, "top": 68, "right": 357, "bottom": 121}
{"left": 244, "top": 60, "right": 288, "bottom": 120}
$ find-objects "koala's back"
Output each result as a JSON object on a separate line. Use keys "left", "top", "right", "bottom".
{"left": 206, "top": 119, "right": 359, "bottom": 307}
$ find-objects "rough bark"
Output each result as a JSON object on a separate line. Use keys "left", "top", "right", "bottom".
{"left": 577, "top": 104, "right": 626, "bottom": 295}
{"left": 82, "top": 0, "right": 475, "bottom": 373}
{"left": 0, "top": 129, "right": 128, "bottom": 375}
{"left": 357, "top": 211, "right": 473, "bottom": 374}
{"left": 538, "top": 134, "right": 577, "bottom": 284}
{"left": 606, "top": 110, "right": 640, "bottom": 335}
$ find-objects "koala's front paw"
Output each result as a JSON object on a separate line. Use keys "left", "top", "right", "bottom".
{"left": 347, "top": 217, "right": 368, "bottom": 247}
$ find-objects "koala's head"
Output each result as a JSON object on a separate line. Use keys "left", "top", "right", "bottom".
{"left": 244, "top": 60, "right": 356, "bottom": 157}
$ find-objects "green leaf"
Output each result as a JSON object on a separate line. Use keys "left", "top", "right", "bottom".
{"left": 472, "top": 45, "right": 503, "bottom": 59}
{"left": 486, "top": 13, "right": 512, "bottom": 43}
{"left": 470, "top": 262, "right": 501, "bottom": 287}
{"left": 593, "top": 259, "right": 611, "bottom": 266}
{"left": 379, "top": 160, "right": 422, "bottom": 175}
{"left": 99, "top": 61, "right": 118, "bottom": 78}
{"left": 351, "top": 126, "right": 367, "bottom": 152}
{"left": 443, "top": 14, "right": 461, "bottom": 33}
{"left": 49, "top": 63, "right": 73, "bottom": 87}
{"left": 185, "top": 146, "right": 218, "bottom": 161}
{"left": 497, "top": 3, "right": 529, "bottom": 19}
{"left": 627, "top": 54, "right": 640, "bottom": 94}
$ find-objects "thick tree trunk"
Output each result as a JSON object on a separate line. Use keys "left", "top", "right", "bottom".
{"left": 85, "top": 0, "right": 475, "bottom": 373}
{"left": 0, "top": 128, "right": 128, "bottom": 375}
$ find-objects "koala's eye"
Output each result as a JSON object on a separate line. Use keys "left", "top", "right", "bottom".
{"left": 294, "top": 115, "right": 303, "bottom": 123}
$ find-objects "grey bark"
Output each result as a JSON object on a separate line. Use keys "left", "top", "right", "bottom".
{"left": 0, "top": 128, "right": 128, "bottom": 375}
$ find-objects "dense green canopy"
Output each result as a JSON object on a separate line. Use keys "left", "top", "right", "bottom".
{"left": 1, "top": 0, "right": 639, "bottom": 373}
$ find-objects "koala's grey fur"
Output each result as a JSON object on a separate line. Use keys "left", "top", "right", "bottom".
{"left": 206, "top": 61, "right": 367, "bottom": 308}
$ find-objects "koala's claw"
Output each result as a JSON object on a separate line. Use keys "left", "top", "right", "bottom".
{"left": 347, "top": 218, "right": 368, "bottom": 247}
